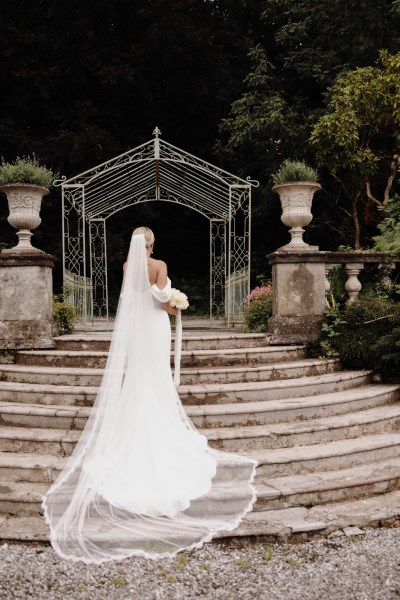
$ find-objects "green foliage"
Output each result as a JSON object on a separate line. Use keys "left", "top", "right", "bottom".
{"left": 318, "top": 303, "right": 346, "bottom": 357}
{"left": 111, "top": 577, "right": 126, "bottom": 589}
{"left": 326, "top": 266, "right": 348, "bottom": 305}
{"left": 372, "top": 326, "right": 400, "bottom": 378}
{"left": 261, "top": 0, "right": 400, "bottom": 87}
{"left": 217, "top": 44, "right": 309, "bottom": 174}
{"left": 157, "top": 570, "right": 177, "bottom": 584}
{"left": 310, "top": 50, "right": 400, "bottom": 247}
{"left": 217, "top": 2, "right": 400, "bottom": 252}
{"left": 0, "top": 155, "right": 56, "bottom": 188}
{"left": 53, "top": 296, "right": 77, "bottom": 334}
{"left": 285, "top": 558, "right": 300, "bottom": 569}
{"left": 243, "top": 286, "right": 273, "bottom": 332}
{"left": 263, "top": 547, "right": 274, "bottom": 561}
{"left": 321, "top": 297, "right": 400, "bottom": 379}
{"left": 175, "top": 553, "right": 189, "bottom": 571}
{"left": 235, "top": 558, "right": 256, "bottom": 568}
{"left": 372, "top": 196, "right": 400, "bottom": 252}
{"left": 0, "top": 242, "right": 12, "bottom": 252}
{"left": 311, "top": 51, "right": 400, "bottom": 176}
{"left": 272, "top": 159, "right": 318, "bottom": 185}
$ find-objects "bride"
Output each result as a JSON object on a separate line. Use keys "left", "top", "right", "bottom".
{"left": 42, "top": 227, "right": 257, "bottom": 563}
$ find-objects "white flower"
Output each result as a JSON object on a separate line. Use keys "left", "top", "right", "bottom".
{"left": 170, "top": 288, "right": 189, "bottom": 310}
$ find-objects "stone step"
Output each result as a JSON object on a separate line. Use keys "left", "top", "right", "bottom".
{"left": 182, "top": 370, "right": 372, "bottom": 406}
{"left": 0, "top": 371, "right": 373, "bottom": 409}
{"left": 190, "top": 384, "right": 400, "bottom": 428}
{"left": 219, "top": 490, "right": 400, "bottom": 539}
{"left": 0, "top": 450, "right": 252, "bottom": 485}
{"left": 258, "top": 458, "right": 400, "bottom": 510}
{"left": 2, "top": 403, "right": 400, "bottom": 455}
{"left": 0, "top": 358, "right": 340, "bottom": 387}
{"left": 53, "top": 333, "right": 267, "bottom": 352}
{"left": 71, "top": 321, "right": 233, "bottom": 333}
{"left": 248, "top": 432, "right": 400, "bottom": 478}
{"left": 0, "top": 452, "right": 67, "bottom": 484}
{"left": 0, "top": 479, "right": 263, "bottom": 518}
{"left": 0, "top": 426, "right": 80, "bottom": 455}
{"left": 205, "top": 403, "right": 400, "bottom": 451}
{"left": 2, "top": 432, "right": 400, "bottom": 485}
{"left": 15, "top": 345, "right": 308, "bottom": 369}
{"left": 0, "top": 384, "right": 397, "bottom": 430}
{"left": 0, "top": 481, "right": 49, "bottom": 516}
{"left": 2, "top": 457, "right": 400, "bottom": 518}
{"left": 3, "top": 487, "right": 400, "bottom": 543}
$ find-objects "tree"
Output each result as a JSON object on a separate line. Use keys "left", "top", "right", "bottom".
{"left": 218, "top": 0, "right": 400, "bottom": 173}
{"left": 216, "top": 0, "right": 400, "bottom": 255}
{"left": 310, "top": 51, "right": 400, "bottom": 248}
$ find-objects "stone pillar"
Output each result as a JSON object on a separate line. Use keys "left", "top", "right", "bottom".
{"left": 267, "top": 251, "right": 327, "bottom": 344}
{"left": 0, "top": 252, "right": 56, "bottom": 349}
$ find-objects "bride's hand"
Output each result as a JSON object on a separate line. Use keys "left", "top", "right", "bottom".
{"left": 161, "top": 302, "right": 178, "bottom": 316}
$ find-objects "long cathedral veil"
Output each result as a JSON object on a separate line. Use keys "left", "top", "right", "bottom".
{"left": 42, "top": 234, "right": 257, "bottom": 564}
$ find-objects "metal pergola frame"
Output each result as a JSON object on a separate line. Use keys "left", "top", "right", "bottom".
{"left": 57, "top": 128, "right": 258, "bottom": 325}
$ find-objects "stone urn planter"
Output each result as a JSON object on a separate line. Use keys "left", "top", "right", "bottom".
{"left": 272, "top": 181, "right": 321, "bottom": 251}
{"left": 0, "top": 183, "right": 49, "bottom": 253}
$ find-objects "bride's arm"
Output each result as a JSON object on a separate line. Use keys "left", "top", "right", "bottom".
{"left": 154, "top": 262, "right": 177, "bottom": 316}
{"left": 161, "top": 301, "right": 177, "bottom": 316}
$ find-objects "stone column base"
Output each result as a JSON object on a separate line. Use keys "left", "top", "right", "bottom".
{"left": 266, "top": 251, "right": 327, "bottom": 345}
{"left": 0, "top": 252, "right": 56, "bottom": 349}
{"left": 266, "top": 315, "right": 323, "bottom": 345}
{"left": 0, "top": 319, "right": 55, "bottom": 349}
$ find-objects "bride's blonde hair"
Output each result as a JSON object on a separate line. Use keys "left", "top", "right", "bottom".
{"left": 132, "top": 226, "right": 155, "bottom": 248}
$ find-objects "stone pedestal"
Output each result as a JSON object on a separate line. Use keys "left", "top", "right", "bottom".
{"left": 267, "top": 251, "right": 327, "bottom": 344}
{"left": 0, "top": 252, "right": 56, "bottom": 349}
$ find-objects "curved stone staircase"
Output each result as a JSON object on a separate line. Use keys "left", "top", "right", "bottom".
{"left": 0, "top": 328, "right": 400, "bottom": 542}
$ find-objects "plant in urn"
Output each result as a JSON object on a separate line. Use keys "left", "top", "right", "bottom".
{"left": 272, "top": 160, "right": 321, "bottom": 251}
{"left": 0, "top": 155, "right": 56, "bottom": 253}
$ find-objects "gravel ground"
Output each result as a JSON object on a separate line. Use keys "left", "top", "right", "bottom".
{"left": 1, "top": 528, "right": 400, "bottom": 600}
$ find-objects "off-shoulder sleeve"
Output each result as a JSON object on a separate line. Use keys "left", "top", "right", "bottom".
{"left": 151, "top": 278, "right": 171, "bottom": 303}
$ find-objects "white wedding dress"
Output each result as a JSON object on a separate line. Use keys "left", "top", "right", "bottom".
{"left": 42, "top": 234, "right": 257, "bottom": 563}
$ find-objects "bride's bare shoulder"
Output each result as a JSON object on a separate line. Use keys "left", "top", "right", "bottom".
{"left": 148, "top": 258, "right": 168, "bottom": 288}
{"left": 156, "top": 259, "right": 167, "bottom": 269}
{"left": 150, "top": 258, "right": 167, "bottom": 271}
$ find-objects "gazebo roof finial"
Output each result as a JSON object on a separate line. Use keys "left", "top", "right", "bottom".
{"left": 152, "top": 126, "right": 161, "bottom": 138}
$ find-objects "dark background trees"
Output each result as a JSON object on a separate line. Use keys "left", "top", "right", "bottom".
{"left": 1, "top": 1, "right": 399, "bottom": 309}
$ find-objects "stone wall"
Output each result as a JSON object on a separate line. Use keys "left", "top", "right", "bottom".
{"left": 0, "top": 253, "right": 56, "bottom": 349}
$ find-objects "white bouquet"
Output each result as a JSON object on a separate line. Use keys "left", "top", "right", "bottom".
{"left": 170, "top": 288, "right": 189, "bottom": 310}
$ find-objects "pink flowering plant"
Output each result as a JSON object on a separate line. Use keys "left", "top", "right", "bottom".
{"left": 243, "top": 281, "right": 273, "bottom": 332}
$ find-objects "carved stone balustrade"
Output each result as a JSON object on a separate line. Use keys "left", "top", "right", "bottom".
{"left": 267, "top": 250, "right": 398, "bottom": 344}
{"left": 324, "top": 252, "right": 397, "bottom": 304}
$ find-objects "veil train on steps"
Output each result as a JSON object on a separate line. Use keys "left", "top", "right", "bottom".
{"left": 42, "top": 233, "right": 257, "bottom": 564}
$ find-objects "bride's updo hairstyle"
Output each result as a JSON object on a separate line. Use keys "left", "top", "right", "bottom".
{"left": 133, "top": 226, "right": 155, "bottom": 248}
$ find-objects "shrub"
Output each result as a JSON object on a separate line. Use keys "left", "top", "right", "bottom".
{"left": 272, "top": 159, "right": 318, "bottom": 185}
{"left": 317, "top": 303, "right": 346, "bottom": 357}
{"left": 372, "top": 195, "right": 400, "bottom": 253}
{"left": 372, "top": 326, "right": 400, "bottom": 379}
{"left": 0, "top": 155, "right": 56, "bottom": 188}
{"left": 243, "top": 285, "right": 273, "bottom": 332}
{"left": 321, "top": 297, "right": 400, "bottom": 379}
{"left": 53, "top": 296, "right": 77, "bottom": 334}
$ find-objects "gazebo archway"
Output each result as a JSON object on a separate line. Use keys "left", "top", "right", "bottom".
{"left": 57, "top": 128, "right": 258, "bottom": 325}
